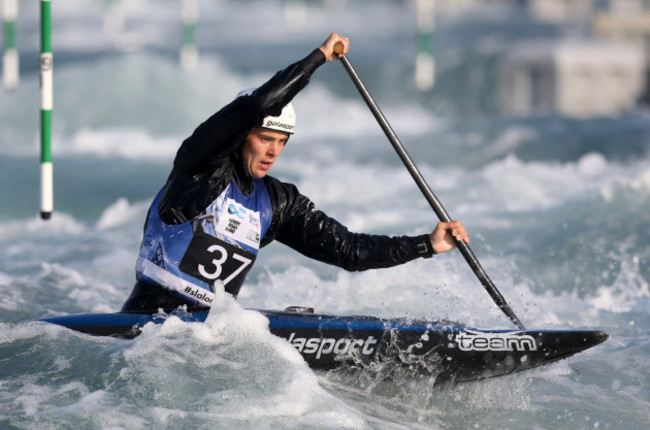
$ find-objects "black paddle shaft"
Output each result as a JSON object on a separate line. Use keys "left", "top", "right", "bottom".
{"left": 336, "top": 52, "right": 525, "bottom": 330}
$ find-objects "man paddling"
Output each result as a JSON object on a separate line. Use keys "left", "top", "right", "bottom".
{"left": 121, "top": 33, "right": 469, "bottom": 313}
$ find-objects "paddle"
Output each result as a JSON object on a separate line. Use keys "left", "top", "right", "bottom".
{"left": 333, "top": 42, "right": 526, "bottom": 330}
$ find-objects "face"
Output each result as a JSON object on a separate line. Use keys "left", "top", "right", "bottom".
{"left": 242, "top": 128, "right": 289, "bottom": 179}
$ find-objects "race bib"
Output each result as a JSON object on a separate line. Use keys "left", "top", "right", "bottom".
{"left": 179, "top": 233, "right": 255, "bottom": 290}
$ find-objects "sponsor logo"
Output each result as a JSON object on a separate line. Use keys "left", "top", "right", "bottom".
{"left": 227, "top": 203, "right": 247, "bottom": 220}
{"left": 264, "top": 120, "right": 294, "bottom": 132}
{"left": 183, "top": 285, "right": 214, "bottom": 304}
{"left": 287, "top": 333, "right": 378, "bottom": 359}
{"left": 455, "top": 330, "right": 537, "bottom": 352}
{"left": 248, "top": 213, "right": 260, "bottom": 228}
{"left": 225, "top": 219, "right": 241, "bottom": 234}
{"left": 246, "top": 229, "right": 260, "bottom": 243}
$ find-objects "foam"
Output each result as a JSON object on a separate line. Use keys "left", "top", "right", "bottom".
{"left": 0, "top": 213, "right": 85, "bottom": 240}
{"left": 114, "top": 290, "right": 373, "bottom": 424}
{"left": 64, "top": 128, "right": 181, "bottom": 161}
{"left": 295, "top": 83, "right": 443, "bottom": 141}
{"left": 95, "top": 198, "right": 150, "bottom": 230}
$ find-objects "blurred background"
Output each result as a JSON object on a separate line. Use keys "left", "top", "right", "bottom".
{"left": 0, "top": 1, "right": 649, "bottom": 428}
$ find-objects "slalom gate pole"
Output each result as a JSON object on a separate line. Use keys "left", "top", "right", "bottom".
{"left": 180, "top": 0, "right": 198, "bottom": 69}
{"left": 415, "top": 0, "right": 435, "bottom": 92}
{"left": 333, "top": 42, "right": 525, "bottom": 329}
{"left": 2, "top": 0, "right": 19, "bottom": 90}
{"left": 40, "top": 0, "right": 53, "bottom": 220}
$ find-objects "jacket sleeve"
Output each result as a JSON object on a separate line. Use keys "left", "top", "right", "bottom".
{"left": 172, "top": 49, "right": 325, "bottom": 176}
{"left": 263, "top": 179, "right": 435, "bottom": 271}
{"left": 159, "top": 49, "right": 326, "bottom": 224}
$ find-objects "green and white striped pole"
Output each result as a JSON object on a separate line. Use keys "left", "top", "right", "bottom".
{"left": 2, "top": 0, "right": 19, "bottom": 91}
{"left": 180, "top": 0, "right": 198, "bottom": 69}
{"left": 40, "top": 0, "right": 53, "bottom": 220}
{"left": 415, "top": 0, "right": 435, "bottom": 92}
{"left": 102, "top": 0, "right": 125, "bottom": 39}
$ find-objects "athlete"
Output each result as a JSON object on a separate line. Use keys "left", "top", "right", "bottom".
{"left": 121, "top": 33, "right": 469, "bottom": 313}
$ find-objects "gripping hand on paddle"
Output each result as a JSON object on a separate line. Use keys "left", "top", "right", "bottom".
{"left": 430, "top": 221, "right": 469, "bottom": 254}
{"left": 319, "top": 33, "right": 349, "bottom": 61}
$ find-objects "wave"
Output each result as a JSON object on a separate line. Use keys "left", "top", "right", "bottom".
{"left": 0, "top": 292, "right": 386, "bottom": 429}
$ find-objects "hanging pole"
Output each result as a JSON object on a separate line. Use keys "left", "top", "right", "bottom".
{"left": 415, "top": 0, "right": 436, "bottom": 92}
{"left": 2, "top": 0, "right": 19, "bottom": 91}
{"left": 180, "top": 0, "right": 198, "bottom": 70}
{"left": 40, "top": 0, "right": 53, "bottom": 220}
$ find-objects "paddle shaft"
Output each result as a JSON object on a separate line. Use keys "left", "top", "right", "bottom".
{"left": 333, "top": 44, "right": 525, "bottom": 329}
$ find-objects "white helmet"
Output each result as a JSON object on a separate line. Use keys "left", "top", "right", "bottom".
{"left": 236, "top": 88, "right": 296, "bottom": 134}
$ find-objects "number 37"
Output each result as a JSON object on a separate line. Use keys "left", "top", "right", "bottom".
{"left": 198, "top": 244, "right": 252, "bottom": 286}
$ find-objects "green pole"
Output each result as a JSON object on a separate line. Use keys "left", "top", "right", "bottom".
{"left": 40, "top": 0, "right": 53, "bottom": 220}
{"left": 415, "top": 0, "right": 435, "bottom": 92}
{"left": 2, "top": 0, "right": 19, "bottom": 90}
{"left": 102, "top": 0, "right": 124, "bottom": 38}
{"left": 180, "top": 0, "right": 198, "bottom": 69}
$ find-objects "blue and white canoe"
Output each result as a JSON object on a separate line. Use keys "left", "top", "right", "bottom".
{"left": 39, "top": 307, "right": 608, "bottom": 384}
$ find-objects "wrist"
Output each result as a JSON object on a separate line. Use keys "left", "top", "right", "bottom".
{"left": 416, "top": 234, "right": 435, "bottom": 258}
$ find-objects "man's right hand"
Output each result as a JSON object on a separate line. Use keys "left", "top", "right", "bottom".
{"left": 319, "top": 33, "right": 349, "bottom": 62}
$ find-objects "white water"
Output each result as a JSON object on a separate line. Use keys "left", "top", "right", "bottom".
{"left": 1, "top": 1, "right": 649, "bottom": 429}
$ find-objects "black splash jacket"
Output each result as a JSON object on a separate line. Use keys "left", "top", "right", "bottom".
{"left": 160, "top": 49, "right": 434, "bottom": 276}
